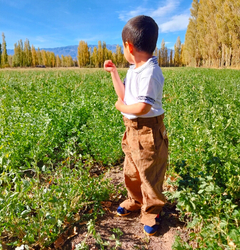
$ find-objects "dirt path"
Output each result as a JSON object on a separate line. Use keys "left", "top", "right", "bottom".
{"left": 62, "top": 166, "right": 187, "bottom": 250}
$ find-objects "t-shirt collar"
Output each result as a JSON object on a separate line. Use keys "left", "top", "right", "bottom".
{"left": 131, "top": 56, "right": 158, "bottom": 73}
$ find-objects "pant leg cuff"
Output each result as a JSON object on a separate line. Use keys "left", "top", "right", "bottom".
{"left": 120, "top": 199, "right": 141, "bottom": 211}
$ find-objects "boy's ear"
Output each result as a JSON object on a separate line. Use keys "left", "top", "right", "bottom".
{"left": 126, "top": 42, "right": 134, "bottom": 54}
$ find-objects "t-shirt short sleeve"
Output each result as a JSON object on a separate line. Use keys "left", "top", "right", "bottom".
{"left": 137, "top": 75, "right": 161, "bottom": 105}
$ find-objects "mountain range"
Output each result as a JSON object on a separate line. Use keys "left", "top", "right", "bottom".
{"left": 7, "top": 44, "right": 122, "bottom": 60}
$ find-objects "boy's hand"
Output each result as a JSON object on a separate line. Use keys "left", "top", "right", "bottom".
{"left": 115, "top": 97, "right": 152, "bottom": 115}
{"left": 115, "top": 97, "right": 125, "bottom": 110}
{"left": 104, "top": 60, "right": 117, "bottom": 73}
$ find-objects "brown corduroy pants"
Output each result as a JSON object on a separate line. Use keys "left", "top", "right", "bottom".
{"left": 120, "top": 114, "right": 168, "bottom": 227}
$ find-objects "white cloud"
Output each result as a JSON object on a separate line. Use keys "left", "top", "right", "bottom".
{"left": 118, "top": 0, "right": 190, "bottom": 33}
{"left": 118, "top": 0, "right": 179, "bottom": 21}
{"left": 159, "top": 14, "right": 189, "bottom": 33}
{"left": 151, "top": 1, "right": 179, "bottom": 17}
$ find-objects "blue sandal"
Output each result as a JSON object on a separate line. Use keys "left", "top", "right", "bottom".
{"left": 143, "top": 214, "right": 161, "bottom": 236}
{"left": 117, "top": 206, "right": 131, "bottom": 216}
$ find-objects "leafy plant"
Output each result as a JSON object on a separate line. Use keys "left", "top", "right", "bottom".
{"left": 0, "top": 67, "right": 239, "bottom": 249}
{"left": 0, "top": 69, "right": 125, "bottom": 247}
{"left": 110, "top": 228, "right": 124, "bottom": 249}
{"left": 162, "top": 68, "right": 240, "bottom": 249}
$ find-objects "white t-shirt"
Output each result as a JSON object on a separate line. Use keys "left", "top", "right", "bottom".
{"left": 122, "top": 56, "right": 165, "bottom": 119}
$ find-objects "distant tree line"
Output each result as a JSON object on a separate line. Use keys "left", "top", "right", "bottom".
{"left": 0, "top": 34, "right": 77, "bottom": 68}
{"left": 0, "top": 32, "right": 183, "bottom": 69}
{"left": 183, "top": 0, "right": 240, "bottom": 68}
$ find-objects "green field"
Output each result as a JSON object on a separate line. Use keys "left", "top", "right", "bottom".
{"left": 0, "top": 67, "right": 239, "bottom": 249}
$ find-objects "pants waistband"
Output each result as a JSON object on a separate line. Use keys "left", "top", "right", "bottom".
{"left": 123, "top": 114, "right": 164, "bottom": 127}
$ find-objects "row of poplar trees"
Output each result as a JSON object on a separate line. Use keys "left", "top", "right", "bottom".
{"left": 183, "top": 0, "right": 240, "bottom": 67}
{"left": 77, "top": 41, "right": 129, "bottom": 68}
{"left": 0, "top": 35, "right": 181, "bottom": 68}
{"left": 3, "top": 37, "right": 76, "bottom": 68}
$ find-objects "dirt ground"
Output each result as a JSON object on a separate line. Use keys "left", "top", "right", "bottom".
{"left": 61, "top": 165, "right": 188, "bottom": 250}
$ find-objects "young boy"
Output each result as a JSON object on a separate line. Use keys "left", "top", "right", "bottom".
{"left": 104, "top": 15, "right": 168, "bottom": 236}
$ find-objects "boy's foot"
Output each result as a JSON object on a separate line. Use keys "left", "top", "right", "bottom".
{"left": 143, "top": 214, "right": 161, "bottom": 236}
{"left": 117, "top": 206, "right": 131, "bottom": 216}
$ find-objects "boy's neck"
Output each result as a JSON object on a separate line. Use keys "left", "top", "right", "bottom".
{"left": 133, "top": 51, "right": 153, "bottom": 69}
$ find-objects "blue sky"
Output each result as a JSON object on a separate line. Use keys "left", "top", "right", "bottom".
{"left": 0, "top": 0, "right": 193, "bottom": 50}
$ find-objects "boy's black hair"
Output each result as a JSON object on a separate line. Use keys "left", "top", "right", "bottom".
{"left": 122, "top": 15, "right": 158, "bottom": 54}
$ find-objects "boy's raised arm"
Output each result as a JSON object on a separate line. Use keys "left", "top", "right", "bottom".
{"left": 104, "top": 60, "right": 125, "bottom": 100}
